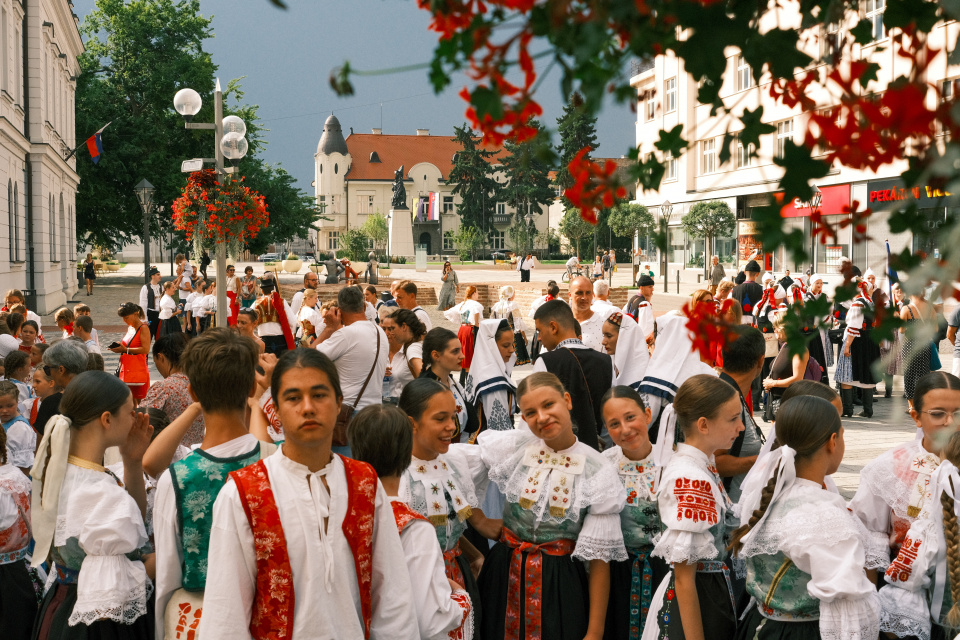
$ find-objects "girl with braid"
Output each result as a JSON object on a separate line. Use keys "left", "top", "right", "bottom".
{"left": 878, "top": 430, "right": 960, "bottom": 640}
{"left": 849, "top": 372, "right": 960, "bottom": 579}
{"left": 730, "top": 396, "right": 879, "bottom": 640}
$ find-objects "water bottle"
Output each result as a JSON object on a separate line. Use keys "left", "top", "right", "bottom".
{"left": 382, "top": 373, "right": 395, "bottom": 405}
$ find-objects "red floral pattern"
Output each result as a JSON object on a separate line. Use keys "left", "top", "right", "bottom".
{"left": 232, "top": 461, "right": 296, "bottom": 640}
{"left": 447, "top": 591, "right": 473, "bottom": 640}
{"left": 341, "top": 457, "right": 378, "bottom": 640}
{"left": 0, "top": 472, "right": 30, "bottom": 553}
{"left": 886, "top": 535, "right": 923, "bottom": 583}
{"left": 172, "top": 602, "right": 203, "bottom": 640}
{"left": 673, "top": 477, "right": 718, "bottom": 525}
{"left": 500, "top": 527, "right": 576, "bottom": 640}
{"left": 391, "top": 500, "right": 429, "bottom": 535}
{"left": 172, "top": 169, "right": 269, "bottom": 253}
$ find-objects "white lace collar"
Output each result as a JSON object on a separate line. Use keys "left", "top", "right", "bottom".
{"left": 408, "top": 454, "right": 473, "bottom": 525}
{"left": 674, "top": 443, "right": 713, "bottom": 466}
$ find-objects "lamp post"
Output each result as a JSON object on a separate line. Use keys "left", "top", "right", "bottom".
{"left": 134, "top": 179, "right": 155, "bottom": 285}
{"left": 173, "top": 81, "right": 249, "bottom": 327}
{"left": 661, "top": 200, "right": 672, "bottom": 293}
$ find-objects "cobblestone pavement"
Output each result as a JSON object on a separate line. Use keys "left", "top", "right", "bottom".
{"left": 56, "top": 268, "right": 933, "bottom": 498}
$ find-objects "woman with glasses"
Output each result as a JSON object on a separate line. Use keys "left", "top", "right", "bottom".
{"left": 437, "top": 261, "right": 459, "bottom": 311}
{"left": 849, "top": 371, "right": 960, "bottom": 583}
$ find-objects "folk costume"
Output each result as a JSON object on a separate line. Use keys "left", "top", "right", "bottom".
{"left": 835, "top": 284, "right": 881, "bottom": 416}
{"left": 732, "top": 447, "right": 880, "bottom": 640}
{"left": 603, "top": 308, "right": 649, "bottom": 392}
{"left": 465, "top": 428, "right": 628, "bottom": 640}
{"left": 445, "top": 298, "right": 484, "bottom": 372}
{"left": 198, "top": 449, "right": 419, "bottom": 639}
{"left": 157, "top": 293, "right": 181, "bottom": 337}
{"left": 3, "top": 415, "right": 35, "bottom": 469}
{"left": 877, "top": 460, "right": 960, "bottom": 640}
{"left": 31, "top": 417, "right": 152, "bottom": 640}
{"left": 419, "top": 368, "right": 480, "bottom": 442}
{"left": 0, "top": 462, "right": 36, "bottom": 640}
{"left": 601, "top": 445, "right": 667, "bottom": 640}
{"left": 491, "top": 288, "right": 531, "bottom": 366}
{"left": 847, "top": 437, "right": 939, "bottom": 573}
{"left": 390, "top": 498, "right": 474, "bottom": 640}
{"left": 253, "top": 290, "right": 296, "bottom": 355}
{"left": 153, "top": 434, "right": 277, "bottom": 639}
{"left": 641, "top": 419, "right": 736, "bottom": 640}
{"left": 465, "top": 319, "right": 518, "bottom": 437}
{"left": 803, "top": 276, "right": 836, "bottom": 385}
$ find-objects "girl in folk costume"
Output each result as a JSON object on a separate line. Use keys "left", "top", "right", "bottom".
{"left": 0, "top": 426, "right": 37, "bottom": 640}
{"left": 880, "top": 283, "right": 906, "bottom": 399}
{"left": 420, "top": 328, "right": 480, "bottom": 442}
{"left": 465, "top": 319, "right": 518, "bottom": 436}
{"left": 461, "top": 372, "right": 627, "bottom": 640}
{"left": 0, "top": 381, "right": 35, "bottom": 473}
{"left": 444, "top": 285, "right": 484, "bottom": 381}
{"left": 157, "top": 281, "right": 182, "bottom": 337}
{"left": 199, "top": 348, "right": 419, "bottom": 639}
{"left": 641, "top": 374, "right": 742, "bottom": 640}
{"left": 349, "top": 403, "right": 475, "bottom": 640}
{"left": 601, "top": 309, "right": 650, "bottom": 392}
{"left": 31, "top": 371, "right": 154, "bottom": 640}
{"left": 848, "top": 372, "right": 960, "bottom": 579}
{"left": 834, "top": 278, "right": 881, "bottom": 418}
{"left": 753, "top": 273, "right": 778, "bottom": 332}
{"left": 730, "top": 396, "right": 880, "bottom": 640}
{"left": 600, "top": 386, "right": 668, "bottom": 639}
{"left": 398, "top": 378, "right": 503, "bottom": 630}
{"left": 878, "top": 431, "right": 960, "bottom": 640}
{"left": 803, "top": 274, "right": 835, "bottom": 387}
{"left": 491, "top": 285, "right": 531, "bottom": 367}
{"left": 55, "top": 307, "right": 75, "bottom": 339}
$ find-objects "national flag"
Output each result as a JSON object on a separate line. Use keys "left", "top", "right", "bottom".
{"left": 84, "top": 122, "right": 111, "bottom": 164}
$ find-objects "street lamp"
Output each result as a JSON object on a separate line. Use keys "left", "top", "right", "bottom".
{"left": 173, "top": 80, "right": 248, "bottom": 326}
{"left": 134, "top": 179, "right": 155, "bottom": 285}
{"left": 661, "top": 200, "right": 672, "bottom": 293}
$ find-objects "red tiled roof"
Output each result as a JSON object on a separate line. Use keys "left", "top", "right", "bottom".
{"left": 344, "top": 133, "right": 505, "bottom": 181}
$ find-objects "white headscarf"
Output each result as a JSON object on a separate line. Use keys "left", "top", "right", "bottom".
{"left": 491, "top": 286, "right": 519, "bottom": 323}
{"left": 639, "top": 313, "right": 717, "bottom": 420}
{"left": 603, "top": 307, "right": 649, "bottom": 391}
{"left": 31, "top": 415, "right": 73, "bottom": 568}
{"left": 465, "top": 318, "right": 517, "bottom": 405}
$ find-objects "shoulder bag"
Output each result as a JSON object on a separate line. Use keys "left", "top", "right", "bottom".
{"left": 333, "top": 327, "right": 381, "bottom": 447}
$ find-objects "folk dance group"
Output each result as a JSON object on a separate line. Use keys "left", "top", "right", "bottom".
{"left": 2, "top": 270, "right": 959, "bottom": 640}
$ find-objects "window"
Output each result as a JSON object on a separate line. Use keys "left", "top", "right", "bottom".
{"left": 496, "top": 202, "right": 506, "bottom": 215}
{"left": 443, "top": 231, "right": 455, "bottom": 251}
{"left": 365, "top": 238, "right": 375, "bottom": 250}
{"left": 443, "top": 196, "right": 454, "bottom": 213}
{"left": 701, "top": 138, "right": 716, "bottom": 175}
{"left": 49, "top": 196, "right": 56, "bottom": 261}
{"left": 735, "top": 135, "right": 755, "bottom": 169}
{"left": 6, "top": 181, "right": 11, "bottom": 262}
{"left": 646, "top": 96, "right": 655, "bottom": 121}
{"left": 823, "top": 22, "right": 842, "bottom": 60}
{"left": 13, "top": 27, "right": 19, "bottom": 102}
{"left": 941, "top": 81, "right": 955, "bottom": 138}
{"left": 357, "top": 194, "right": 374, "bottom": 213}
{"left": 737, "top": 56, "right": 753, "bottom": 91}
{"left": 326, "top": 231, "right": 339, "bottom": 251}
{"left": 490, "top": 230, "right": 505, "bottom": 250}
{"left": 318, "top": 195, "right": 326, "bottom": 202}
{"left": 776, "top": 119, "right": 794, "bottom": 159}
{"left": 1, "top": 9, "right": 7, "bottom": 92}
{"left": 865, "top": 0, "right": 884, "bottom": 42}
{"left": 665, "top": 78, "right": 677, "bottom": 113}
{"left": 665, "top": 151, "right": 677, "bottom": 180}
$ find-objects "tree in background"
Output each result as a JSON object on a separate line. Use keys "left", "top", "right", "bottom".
{"left": 681, "top": 201, "right": 735, "bottom": 275}
{"left": 360, "top": 211, "right": 389, "bottom": 257}
{"left": 559, "top": 208, "right": 593, "bottom": 258}
{"left": 448, "top": 124, "right": 500, "bottom": 238}
{"left": 338, "top": 228, "right": 369, "bottom": 262}
{"left": 500, "top": 120, "right": 555, "bottom": 233}
{"left": 555, "top": 92, "right": 599, "bottom": 208}
{"left": 452, "top": 225, "right": 483, "bottom": 262}
{"left": 609, "top": 203, "right": 655, "bottom": 279}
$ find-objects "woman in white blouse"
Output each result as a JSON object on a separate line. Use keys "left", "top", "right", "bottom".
{"left": 157, "top": 280, "right": 182, "bottom": 337}
{"left": 730, "top": 396, "right": 879, "bottom": 640}
{"left": 31, "top": 371, "right": 154, "bottom": 640}
{"left": 382, "top": 308, "right": 426, "bottom": 403}
{"left": 457, "top": 372, "right": 627, "bottom": 640}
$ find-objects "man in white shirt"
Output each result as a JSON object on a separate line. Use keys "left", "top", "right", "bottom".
{"left": 254, "top": 278, "right": 297, "bottom": 354}
{"left": 591, "top": 280, "right": 616, "bottom": 314}
{"left": 198, "top": 282, "right": 217, "bottom": 333}
{"left": 517, "top": 252, "right": 535, "bottom": 282}
{"left": 394, "top": 280, "right": 432, "bottom": 331}
{"left": 199, "top": 348, "right": 418, "bottom": 640}
{"left": 565, "top": 255, "right": 580, "bottom": 281}
{"left": 568, "top": 276, "right": 604, "bottom": 352}
{"left": 316, "top": 286, "right": 388, "bottom": 417}
{"left": 139, "top": 267, "right": 163, "bottom": 338}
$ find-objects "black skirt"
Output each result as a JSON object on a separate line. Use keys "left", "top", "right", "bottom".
{"left": 2, "top": 560, "right": 38, "bottom": 640}
{"left": 734, "top": 605, "right": 820, "bottom": 640}
{"left": 648, "top": 570, "right": 736, "bottom": 640}
{"left": 604, "top": 548, "right": 669, "bottom": 640}
{"left": 33, "top": 581, "right": 154, "bottom": 640}
{"left": 157, "top": 317, "right": 182, "bottom": 337}
{"left": 513, "top": 332, "right": 531, "bottom": 366}
{"left": 453, "top": 550, "right": 483, "bottom": 632}
{"left": 849, "top": 328, "right": 881, "bottom": 385}
{"left": 478, "top": 541, "right": 588, "bottom": 640}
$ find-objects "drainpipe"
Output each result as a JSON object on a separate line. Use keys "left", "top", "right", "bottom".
{"left": 22, "top": 7, "right": 36, "bottom": 310}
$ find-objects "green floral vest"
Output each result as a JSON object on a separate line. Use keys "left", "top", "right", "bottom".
{"left": 170, "top": 441, "right": 274, "bottom": 591}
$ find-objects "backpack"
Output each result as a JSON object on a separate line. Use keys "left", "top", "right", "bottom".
{"left": 803, "top": 354, "right": 823, "bottom": 382}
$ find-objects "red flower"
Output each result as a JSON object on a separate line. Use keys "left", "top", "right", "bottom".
{"left": 682, "top": 299, "right": 737, "bottom": 362}
{"left": 563, "top": 147, "right": 627, "bottom": 224}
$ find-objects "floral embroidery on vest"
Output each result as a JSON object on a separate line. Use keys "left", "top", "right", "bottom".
{"left": 409, "top": 457, "right": 473, "bottom": 526}
{"left": 391, "top": 500, "right": 428, "bottom": 534}
{"left": 341, "top": 457, "right": 377, "bottom": 640}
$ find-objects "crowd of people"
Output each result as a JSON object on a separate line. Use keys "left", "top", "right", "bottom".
{"left": 1, "top": 254, "right": 960, "bottom": 640}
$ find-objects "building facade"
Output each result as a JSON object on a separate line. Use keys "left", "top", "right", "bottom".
{"left": 631, "top": 4, "right": 959, "bottom": 278}
{"left": 0, "top": 0, "right": 81, "bottom": 313}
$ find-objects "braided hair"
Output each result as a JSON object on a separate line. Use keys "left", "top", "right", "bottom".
{"left": 940, "top": 431, "right": 960, "bottom": 630}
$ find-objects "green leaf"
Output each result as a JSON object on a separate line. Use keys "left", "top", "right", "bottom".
{"left": 738, "top": 107, "right": 777, "bottom": 150}
{"left": 884, "top": 0, "right": 940, "bottom": 32}
{"left": 653, "top": 125, "right": 686, "bottom": 157}
{"left": 774, "top": 142, "right": 830, "bottom": 202}
{"left": 857, "top": 62, "right": 881, "bottom": 89}
{"left": 850, "top": 20, "right": 873, "bottom": 46}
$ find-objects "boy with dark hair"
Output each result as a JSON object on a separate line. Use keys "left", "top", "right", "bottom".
{"left": 73, "top": 315, "right": 100, "bottom": 353}
{"left": 153, "top": 327, "right": 277, "bottom": 638}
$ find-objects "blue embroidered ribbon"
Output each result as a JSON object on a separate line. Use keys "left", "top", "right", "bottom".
{"left": 628, "top": 546, "right": 655, "bottom": 640}
{"left": 0, "top": 546, "right": 26, "bottom": 564}
{"left": 55, "top": 564, "right": 80, "bottom": 584}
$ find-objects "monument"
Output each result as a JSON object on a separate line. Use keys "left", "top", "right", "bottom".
{"left": 388, "top": 165, "right": 415, "bottom": 259}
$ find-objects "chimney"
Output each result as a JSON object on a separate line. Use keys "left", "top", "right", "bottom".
{"left": 371, "top": 128, "right": 382, "bottom": 135}
{"left": 416, "top": 129, "right": 430, "bottom": 136}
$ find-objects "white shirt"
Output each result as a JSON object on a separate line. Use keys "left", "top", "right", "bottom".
{"left": 317, "top": 321, "right": 388, "bottom": 410}
{"left": 179, "top": 263, "right": 194, "bottom": 291}
{"left": 529, "top": 294, "right": 549, "bottom": 318}
{"left": 290, "top": 288, "right": 307, "bottom": 320}
{"left": 413, "top": 306, "right": 433, "bottom": 331}
{"left": 153, "top": 434, "right": 262, "bottom": 639}
{"left": 199, "top": 294, "right": 217, "bottom": 317}
{"left": 139, "top": 283, "right": 161, "bottom": 312}
{"left": 566, "top": 256, "right": 579, "bottom": 268}
{"left": 185, "top": 292, "right": 199, "bottom": 315}
{"left": 199, "top": 450, "right": 419, "bottom": 640}
{"left": 159, "top": 295, "right": 177, "bottom": 320}
{"left": 365, "top": 301, "right": 378, "bottom": 324}
{"left": 0, "top": 334, "right": 19, "bottom": 357}
{"left": 577, "top": 310, "right": 606, "bottom": 352}
{"left": 84, "top": 339, "right": 101, "bottom": 354}
{"left": 389, "top": 342, "right": 423, "bottom": 399}
{"left": 4, "top": 418, "right": 35, "bottom": 468}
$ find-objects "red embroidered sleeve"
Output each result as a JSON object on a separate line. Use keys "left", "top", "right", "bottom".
{"left": 447, "top": 591, "right": 473, "bottom": 640}
{"left": 886, "top": 535, "right": 923, "bottom": 583}
{"left": 673, "top": 477, "right": 718, "bottom": 525}
{"left": 391, "top": 500, "right": 428, "bottom": 534}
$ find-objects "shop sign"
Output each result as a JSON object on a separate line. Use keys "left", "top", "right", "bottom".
{"left": 779, "top": 184, "right": 850, "bottom": 218}
{"left": 867, "top": 178, "right": 956, "bottom": 208}
{"left": 738, "top": 220, "right": 759, "bottom": 235}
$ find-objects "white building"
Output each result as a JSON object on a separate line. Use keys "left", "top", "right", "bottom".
{"left": 0, "top": 0, "right": 81, "bottom": 313}
{"left": 631, "top": 4, "right": 959, "bottom": 277}
{"left": 313, "top": 115, "right": 556, "bottom": 258}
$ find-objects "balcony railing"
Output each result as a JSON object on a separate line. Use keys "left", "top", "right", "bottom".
{"left": 491, "top": 213, "right": 512, "bottom": 225}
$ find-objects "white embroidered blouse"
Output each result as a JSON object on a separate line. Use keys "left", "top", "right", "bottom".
{"left": 602, "top": 445, "right": 661, "bottom": 550}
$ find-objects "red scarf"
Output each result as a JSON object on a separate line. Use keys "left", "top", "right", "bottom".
{"left": 271, "top": 291, "right": 295, "bottom": 351}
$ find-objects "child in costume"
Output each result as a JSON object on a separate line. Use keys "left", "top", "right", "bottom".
{"left": 0, "top": 425, "right": 36, "bottom": 640}
{"left": 0, "top": 381, "right": 34, "bottom": 473}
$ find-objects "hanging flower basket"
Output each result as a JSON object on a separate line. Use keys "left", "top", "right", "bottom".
{"left": 171, "top": 169, "right": 269, "bottom": 257}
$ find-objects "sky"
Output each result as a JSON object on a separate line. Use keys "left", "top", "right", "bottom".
{"left": 73, "top": 0, "right": 636, "bottom": 193}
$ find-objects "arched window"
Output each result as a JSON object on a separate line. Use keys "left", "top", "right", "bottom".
{"left": 49, "top": 195, "right": 56, "bottom": 261}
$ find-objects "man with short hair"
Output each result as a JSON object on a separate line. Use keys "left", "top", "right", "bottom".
{"left": 517, "top": 252, "right": 535, "bottom": 282}
{"left": 731, "top": 259, "right": 764, "bottom": 320}
{"left": 568, "top": 276, "right": 604, "bottom": 352}
{"left": 254, "top": 277, "right": 296, "bottom": 354}
{"left": 73, "top": 316, "right": 100, "bottom": 353}
{"left": 33, "top": 339, "right": 87, "bottom": 435}
{"left": 592, "top": 280, "right": 615, "bottom": 313}
{"left": 140, "top": 267, "right": 163, "bottom": 338}
{"left": 533, "top": 300, "right": 613, "bottom": 450}
{"left": 708, "top": 255, "right": 725, "bottom": 295}
{"left": 394, "top": 280, "right": 432, "bottom": 331}
{"left": 624, "top": 275, "right": 656, "bottom": 343}
{"left": 565, "top": 254, "right": 580, "bottom": 281}
{"left": 601, "top": 250, "right": 611, "bottom": 280}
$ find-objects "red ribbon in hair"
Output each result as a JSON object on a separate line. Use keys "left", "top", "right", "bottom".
{"left": 63, "top": 322, "right": 74, "bottom": 336}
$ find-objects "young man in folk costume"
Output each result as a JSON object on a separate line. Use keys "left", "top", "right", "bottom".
{"left": 153, "top": 328, "right": 279, "bottom": 639}
{"left": 254, "top": 276, "right": 296, "bottom": 355}
{"left": 199, "top": 348, "right": 419, "bottom": 639}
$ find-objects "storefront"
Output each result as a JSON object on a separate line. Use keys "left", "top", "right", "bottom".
{"left": 780, "top": 183, "right": 851, "bottom": 275}
{"left": 867, "top": 178, "right": 958, "bottom": 259}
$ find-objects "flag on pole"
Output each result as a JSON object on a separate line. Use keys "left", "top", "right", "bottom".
{"left": 430, "top": 192, "right": 440, "bottom": 221}
{"left": 85, "top": 122, "right": 111, "bottom": 164}
{"left": 886, "top": 240, "right": 897, "bottom": 296}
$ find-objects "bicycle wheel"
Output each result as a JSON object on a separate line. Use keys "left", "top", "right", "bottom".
{"left": 562, "top": 270, "right": 570, "bottom": 283}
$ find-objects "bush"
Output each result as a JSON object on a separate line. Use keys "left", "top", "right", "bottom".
{"left": 286, "top": 252, "right": 299, "bottom": 260}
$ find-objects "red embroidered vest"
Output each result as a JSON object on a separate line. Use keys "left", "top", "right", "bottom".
{"left": 231, "top": 456, "right": 378, "bottom": 640}
{"left": 391, "top": 500, "right": 428, "bottom": 534}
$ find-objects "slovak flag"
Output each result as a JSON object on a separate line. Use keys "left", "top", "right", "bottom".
{"left": 85, "top": 122, "right": 110, "bottom": 164}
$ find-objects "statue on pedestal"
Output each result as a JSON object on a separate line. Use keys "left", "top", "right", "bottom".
{"left": 391, "top": 165, "right": 407, "bottom": 210}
